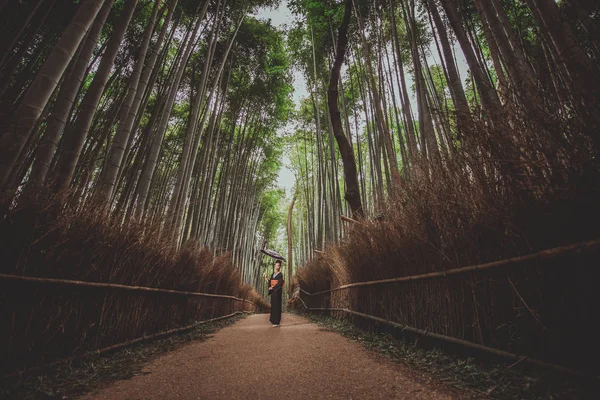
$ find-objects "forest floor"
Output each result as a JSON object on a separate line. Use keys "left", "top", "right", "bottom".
{"left": 4, "top": 313, "right": 595, "bottom": 399}
{"left": 305, "top": 313, "right": 599, "bottom": 399}
{"left": 81, "top": 313, "right": 463, "bottom": 399}
{"left": 0, "top": 315, "right": 246, "bottom": 400}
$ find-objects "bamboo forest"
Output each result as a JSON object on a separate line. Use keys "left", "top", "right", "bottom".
{"left": 1, "top": 0, "right": 599, "bottom": 398}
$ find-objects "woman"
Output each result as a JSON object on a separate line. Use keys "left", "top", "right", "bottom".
{"left": 264, "top": 259, "right": 284, "bottom": 327}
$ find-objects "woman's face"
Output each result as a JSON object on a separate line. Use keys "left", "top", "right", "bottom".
{"left": 275, "top": 263, "right": 281, "bottom": 272}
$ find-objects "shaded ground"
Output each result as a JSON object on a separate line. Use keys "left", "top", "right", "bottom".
{"left": 0, "top": 314, "right": 245, "bottom": 400}
{"left": 84, "top": 313, "right": 460, "bottom": 399}
{"left": 307, "top": 313, "right": 599, "bottom": 399}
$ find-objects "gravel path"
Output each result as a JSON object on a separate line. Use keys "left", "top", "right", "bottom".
{"left": 84, "top": 313, "right": 460, "bottom": 399}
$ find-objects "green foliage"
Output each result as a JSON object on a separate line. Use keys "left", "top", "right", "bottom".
{"left": 464, "top": 73, "right": 478, "bottom": 109}
{"left": 287, "top": 0, "right": 346, "bottom": 85}
{"left": 258, "top": 188, "right": 286, "bottom": 244}
{"left": 428, "top": 64, "right": 450, "bottom": 104}
{"left": 342, "top": 62, "right": 365, "bottom": 115}
{"left": 227, "top": 17, "right": 294, "bottom": 123}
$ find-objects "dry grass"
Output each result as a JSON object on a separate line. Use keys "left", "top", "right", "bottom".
{"left": 0, "top": 196, "right": 268, "bottom": 375}
{"left": 296, "top": 95, "right": 600, "bottom": 373}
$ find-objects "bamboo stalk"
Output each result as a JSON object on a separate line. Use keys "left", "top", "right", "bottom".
{"left": 302, "top": 239, "right": 600, "bottom": 296}
{"left": 0, "top": 273, "right": 257, "bottom": 305}
{"left": 305, "top": 307, "right": 596, "bottom": 379}
{"left": 507, "top": 277, "right": 548, "bottom": 332}
{"left": 340, "top": 215, "right": 359, "bottom": 224}
{"left": 95, "top": 311, "right": 253, "bottom": 355}
{"left": 3, "top": 311, "right": 251, "bottom": 379}
{"left": 470, "top": 277, "right": 484, "bottom": 345}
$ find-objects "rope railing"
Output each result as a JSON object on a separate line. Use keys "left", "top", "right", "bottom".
{"left": 0, "top": 273, "right": 258, "bottom": 306}
{"left": 298, "top": 305, "right": 596, "bottom": 379}
{"left": 0, "top": 272, "right": 265, "bottom": 375}
{"left": 297, "top": 239, "right": 600, "bottom": 378}
{"left": 2, "top": 311, "right": 250, "bottom": 379}
{"left": 300, "top": 239, "right": 600, "bottom": 296}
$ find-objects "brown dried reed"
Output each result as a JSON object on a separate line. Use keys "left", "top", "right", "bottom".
{"left": 296, "top": 98, "right": 600, "bottom": 372}
{"left": 0, "top": 196, "right": 269, "bottom": 374}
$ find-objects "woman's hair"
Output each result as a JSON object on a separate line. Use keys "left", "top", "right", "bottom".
{"left": 275, "top": 259, "right": 282, "bottom": 266}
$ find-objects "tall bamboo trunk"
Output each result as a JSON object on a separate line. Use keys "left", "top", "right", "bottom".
{"left": 328, "top": 0, "right": 363, "bottom": 218}
{"left": 167, "top": 2, "right": 223, "bottom": 235}
{"left": 171, "top": 11, "right": 244, "bottom": 237}
{"left": 24, "top": 0, "right": 115, "bottom": 199}
{"left": 135, "top": 2, "right": 207, "bottom": 219}
{"left": 426, "top": 0, "right": 471, "bottom": 135}
{"left": 287, "top": 193, "right": 296, "bottom": 296}
{"left": 51, "top": 0, "right": 139, "bottom": 193}
{"left": 439, "top": 0, "right": 503, "bottom": 122}
{"left": 0, "top": 0, "right": 58, "bottom": 102}
{"left": 473, "top": 0, "right": 538, "bottom": 104}
{"left": 389, "top": 0, "right": 418, "bottom": 163}
{"left": 402, "top": 0, "right": 440, "bottom": 168}
{"left": 524, "top": 0, "right": 600, "bottom": 149}
{"left": 0, "top": 0, "right": 106, "bottom": 191}
{"left": 353, "top": 0, "right": 401, "bottom": 190}
{"left": 112, "top": 7, "right": 181, "bottom": 211}
{"left": 96, "top": 0, "right": 166, "bottom": 204}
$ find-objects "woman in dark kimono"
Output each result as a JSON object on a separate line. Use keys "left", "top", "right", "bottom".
{"left": 264, "top": 259, "right": 284, "bottom": 327}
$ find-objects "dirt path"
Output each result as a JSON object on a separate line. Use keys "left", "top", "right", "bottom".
{"left": 84, "top": 314, "right": 460, "bottom": 399}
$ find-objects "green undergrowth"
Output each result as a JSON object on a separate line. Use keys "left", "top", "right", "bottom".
{"left": 0, "top": 314, "right": 247, "bottom": 400}
{"left": 304, "top": 313, "right": 598, "bottom": 399}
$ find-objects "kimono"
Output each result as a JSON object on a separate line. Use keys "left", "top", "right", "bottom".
{"left": 268, "top": 271, "right": 284, "bottom": 325}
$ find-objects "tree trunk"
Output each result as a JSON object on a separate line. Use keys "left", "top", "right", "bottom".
{"left": 52, "top": 0, "right": 139, "bottom": 193}
{"left": 24, "top": 0, "right": 115, "bottom": 198}
{"left": 0, "top": 0, "right": 106, "bottom": 191}
{"left": 426, "top": 0, "right": 471, "bottom": 135}
{"left": 524, "top": 0, "right": 600, "bottom": 149}
{"left": 353, "top": 0, "right": 401, "bottom": 190}
{"left": 327, "top": 0, "right": 364, "bottom": 219}
{"left": 439, "top": 0, "right": 503, "bottom": 120}
{"left": 403, "top": 0, "right": 440, "bottom": 168}
{"left": 135, "top": 1, "right": 208, "bottom": 219}
{"left": 112, "top": 4, "right": 181, "bottom": 209}
{"left": 96, "top": 0, "right": 167, "bottom": 204}
{"left": 525, "top": 0, "right": 597, "bottom": 89}
{"left": 389, "top": 0, "right": 418, "bottom": 163}
{"left": 473, "top": 0, "right": 538, "bottom": 103}
{"left": 171, "top": 9, "right": 243, "bottom": 237}
{"left": 287, "top": 193, "right": 296, "bottom": 297}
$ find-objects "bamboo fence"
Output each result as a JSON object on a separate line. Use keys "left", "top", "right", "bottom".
{"left": 299, "top": 239, "right": 600, "bottom": 374}
{"left": 0, "top": 274, "right": 263, "bottom": 375}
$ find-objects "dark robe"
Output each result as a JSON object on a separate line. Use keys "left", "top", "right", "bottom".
{"left": 268, "top": 271, "right": 284, "bottom": 325}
